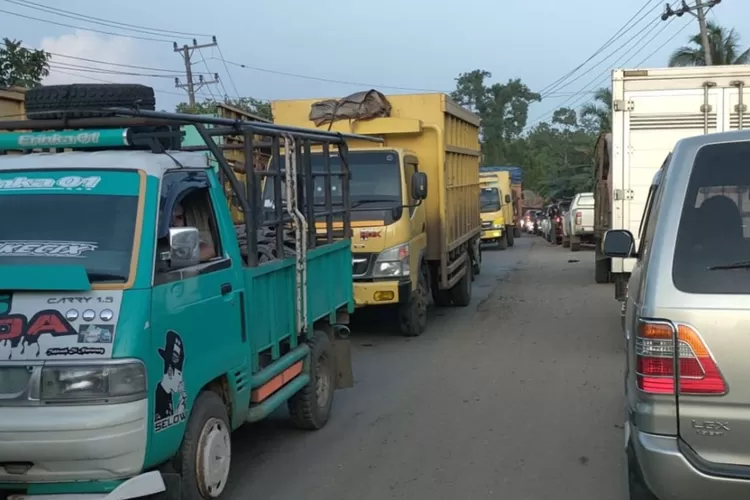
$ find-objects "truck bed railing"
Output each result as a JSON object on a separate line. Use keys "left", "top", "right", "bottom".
{"left": 0, "top": 107, "right": 383, "bottom": 268}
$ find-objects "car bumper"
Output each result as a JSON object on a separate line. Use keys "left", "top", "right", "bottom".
{"left": 0, "top": 399, "right": 148, "bottom": 483}
{"left": 354, "top": 280, "right": 410, "bottom": 306}
{"left": 630, "top": 423, "right": 750, "bottom": 500}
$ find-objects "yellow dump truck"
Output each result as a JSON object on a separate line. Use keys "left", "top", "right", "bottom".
{"left": 479, "top": 170, "right": 514, "bottom": 248}
{"left": 271, "top": 91, "right": 482, "bottom": 336}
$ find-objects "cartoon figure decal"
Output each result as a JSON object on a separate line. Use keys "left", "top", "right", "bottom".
{"left": 154, "top": 330, "right": 187, "bottom": 432}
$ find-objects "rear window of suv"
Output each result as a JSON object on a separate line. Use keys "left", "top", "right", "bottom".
{"left": 673, "top": 140, "right": 750, "bottom": 294}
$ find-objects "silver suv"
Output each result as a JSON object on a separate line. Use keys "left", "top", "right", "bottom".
{"left": 603, "top": 131, "right": 750, "bottom": 500}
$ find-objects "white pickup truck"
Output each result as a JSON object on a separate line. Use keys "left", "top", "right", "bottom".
{"left": 562, "top": 192, "right": 594, "bottom": 251}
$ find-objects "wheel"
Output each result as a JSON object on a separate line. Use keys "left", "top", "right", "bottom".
{"left": 627, "top": 444, "right": 660, "bottom": 500}
{"left": 176, "top": 391, "right": 231, "bottom": 500}
{"left": 497, "top": 232, "right": 508, "bottom": 250}
{"left": 471, "top": 238, "right": 482, "bottom": 276}
{"left": 449, "top": 261, "right": 472, "bottom": 307}
{"left": 562, "top": 235, "right": 570, "bottom": 248}
{"left": 398, "top": 266, "right": 428, "bottom": 337}
{"left": 288, "top": 331, "right": 335, "bottom": 430}
{"left": 506, "top": 226, "right": 515, "bottom": 247}
{"left": 25, "top": 84, "right": 156, "bottom": 120}
{"left": 513, "top": 227, "right": 521, "bottom": 237}
{"left": 546, "top": 231, "right": 552, "bottom": 243}
{"left": 595, "top": 257, "right": 610, "bottom": 283}
{"left": 571, "top": 241, "right": 581, "bottom": 252}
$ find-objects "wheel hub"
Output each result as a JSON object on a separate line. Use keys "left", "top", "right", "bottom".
{"left": 196, "top": 417, "right": 231, "bottom": 498}
{"left": 315, "top": 355, "right": 332, "bottom": 409}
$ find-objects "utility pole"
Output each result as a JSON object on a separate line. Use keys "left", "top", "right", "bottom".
{"left": 661, "top": 0, "right": 722, "bottom": 65}
{"left": 174, "top": 36, "right": 220, "bottom": 107}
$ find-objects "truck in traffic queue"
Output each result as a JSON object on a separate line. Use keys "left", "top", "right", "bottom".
{"left": 0, "top": 83, "right": 373, "bottom": 500}
{"left": 480, "top": 166, "right": 523, "bottom": 236}
{"left": 595, "top": 65, "right": 750, "bottom": 305}
{"left": 479, "top": 169, "right": 515, "bottom": 249}
{"left": 271, "top": 91, "right": 482, "bottom": 337}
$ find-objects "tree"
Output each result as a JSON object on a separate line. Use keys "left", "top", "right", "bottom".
{"left": 0, "top": 38, "right": 50, "bottom": 88}
{"left": 668, "top": 21, "right": 750, "bottom": 66}
{"left": 580, "top": 87, "right": 612, "bottom": 133}
{"left": 176, "top": 96, "right": 272, "bottom": 121}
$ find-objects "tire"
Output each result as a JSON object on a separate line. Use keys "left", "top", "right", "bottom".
{"left": 288, "top": 331, "right": 335, "bottom": 430}
{"left": 571, "top": 242, "right": 581, "bottom": 252}
{"left": 627, "top": 445, "right": 660, "bottom": 500}
{"left": 449, "top": 261, "right": 472, "bottom": 307}
{"left": 506, "top": 226, "right": 515, "bottom": 247}
{"left": 25, "top": 84, "right": 157, "bottom": 120}
{"left": 562, "top": 235, "right": 570, "bottom": 248}
{"left": 513, "top": 227, "right": 521, "bottom": 237}
{"left": 471, "top": 238, "right": 482, "bottom": 276}
{"left": 177, "top": 391, "right": 231, "bottom": 500}
{"left": 398, "top": 267, "right": 429, "bottom": 337}
{"left": 497, "top": 232, "right": 508, "bottom": 250}
{"left": 595, "top": 257, "right": 610, "bottom": 284}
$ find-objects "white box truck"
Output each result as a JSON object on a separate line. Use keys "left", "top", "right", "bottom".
{"left": 595, "top": 65, "right": 750, "bottom": 299}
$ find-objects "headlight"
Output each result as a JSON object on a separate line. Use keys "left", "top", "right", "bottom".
{"left": 372, "top": 243, "right": 409, "bottom": 278}
{"left": 41, "top": 361, "right": 146, "bottom": 404}
{"left": 492, "top": 219, "right": 504, "bottom": 229}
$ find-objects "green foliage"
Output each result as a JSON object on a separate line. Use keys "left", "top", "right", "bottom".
{"left": 451, "top": 69, "right": 596, "bottom": 200}
{"left": 177, "top": 96, "right": 272, "bottom": 121}
{"left": 669, "top": 21, "right": 750, "bottom": 66}
{"left": 0, "top": 38, "right": 50, "bottom": 88}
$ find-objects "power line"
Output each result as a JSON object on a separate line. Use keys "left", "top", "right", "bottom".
{"left": 2, "top": 0, "right": 194, "bottom": 39}
{"left": 215, "top": 43, "right": 240, "bottom": 99}
{"left": 215, "top": 58, "right": 445, "bottom": 92}
{"left": 174, "top": 40, "right": 220, "bottom": 106}
{"left": 0, "top": 7, "right": 176, "bottom": 43}
{"left": 635, "top": 19, "right": 693, "bottom": 67}
{"left": 538, "top": 0, "right": 662, "bottom": 97}
{"left": 8, "top": 0, "right": 211, "bottom": 37}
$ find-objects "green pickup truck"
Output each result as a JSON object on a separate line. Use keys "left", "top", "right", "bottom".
{"left": 0, "top": 83, "right": 377, "bottom": 500}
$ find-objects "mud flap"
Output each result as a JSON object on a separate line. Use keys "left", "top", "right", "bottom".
{"left": 332, "top": 337, "right": 354, "bottom": 389}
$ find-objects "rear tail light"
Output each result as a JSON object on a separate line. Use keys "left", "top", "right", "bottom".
{"left": 636, "top": 321, "right": 726, "bottom": 395}
{"left": 555, "top": 216, "right": 560, "bottom": 222}
{"left": 575, "top": 211, "right": 582, "bottom": 224}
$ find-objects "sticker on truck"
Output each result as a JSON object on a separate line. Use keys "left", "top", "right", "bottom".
{"left": 0, "top": 240, "right": 98, "bottom": 258}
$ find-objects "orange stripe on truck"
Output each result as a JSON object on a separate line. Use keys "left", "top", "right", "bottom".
{"left": 251, "top": 360, "right": 304, "bottom": 403}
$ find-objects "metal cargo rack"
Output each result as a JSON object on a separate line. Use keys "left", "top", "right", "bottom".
{"left": 0, "top": 107, "right": 383, "bottom": 267}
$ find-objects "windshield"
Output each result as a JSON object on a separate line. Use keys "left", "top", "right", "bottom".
{"left": 262, "top": 150, "right": 402, "bottom": 211}
{"left": 480, "top": 188, "right": 501, "bottom": 213}
{"left": 0, "top": 171, "right": 140, "bottom": 283}
{"left": 559, "top": 202, "right": 571, "bottom": 212}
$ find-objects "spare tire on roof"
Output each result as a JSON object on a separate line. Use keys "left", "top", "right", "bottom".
{"left": 24, "top": 83, "right": 156, "bottom": 120}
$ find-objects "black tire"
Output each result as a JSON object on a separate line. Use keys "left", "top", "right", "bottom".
{"left": 595, "top": 257, "right": 610, "bottom": 284}
{"left": 627, "top": 445, "right": 660, "bottom": 500}
{"left": 25, "top": 84, "right": 156, "bottom": 120}
{"left": 506, "top": 225, "right": 515, "bottom": 247}
{"left": 288, "top": 331, "right": 335, "bottom": 430}
{"left": 562, "top": 235, "right": 570, "bottom": 248}
{"left": 513, "top": 227, "right": 521, "bottom": 237}
{"left": 472, "top": 239, "right": 482, "bottom": 276}
{"left": 571, "top": 241, "right": 581, "bottom": 252}
{"left": 177, "top": 391, "right": 231, "bottom": 500}
{"left": 398, "top": 267, "right": 429, "bottom": 337}
{"left": 449, "top": 261, "right": 472, "bottom": 307}
{"left": 497, "top": 231, "right": 508, "bottom": 250}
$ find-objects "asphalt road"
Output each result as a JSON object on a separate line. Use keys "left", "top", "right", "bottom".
{"left": 226, "top": 235, "right": 627, "bottom": 500}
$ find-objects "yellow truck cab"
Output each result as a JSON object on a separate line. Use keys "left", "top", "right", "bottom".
{"left": 479, "top": 170, "right": 514, "bottom": 248}
{"left": 271, "top": 91, "right": 482, "bottom": 337}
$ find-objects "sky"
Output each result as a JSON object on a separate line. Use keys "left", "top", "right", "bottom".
{"left": 3, "top": 0, "right": 749, "bottom": 126}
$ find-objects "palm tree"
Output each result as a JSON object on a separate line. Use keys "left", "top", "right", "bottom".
{"left": 580, "top": 87, "right": 612, "bottom": 133}
{"left": 669, "top": 21, "right": 750, "bottom": 66}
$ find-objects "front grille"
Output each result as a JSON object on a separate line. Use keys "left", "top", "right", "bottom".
{"left": 481, "top": 220, "right": 492, "bottom": 229}
{"left": 352, "top": 253, "right": 375, "bottom": 277}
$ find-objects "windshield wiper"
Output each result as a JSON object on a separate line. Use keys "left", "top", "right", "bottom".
{"left": 86, "top": 272, "right": 127, "bottom": 282}
{"left": 351, "top": 198, "right": 397, "bottom": 208}
{"left": 707, "top": 260, "right": 750, "bottom": 270}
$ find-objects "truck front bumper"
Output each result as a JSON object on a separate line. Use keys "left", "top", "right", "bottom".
{"left": 354, "top": 280, "right": 411, "bottom": 307}
{"left": 481, "top": 229, "right": 503, "bottom": 241}
{"left": 0, "top": 399, "right": 149, "bottom": 485}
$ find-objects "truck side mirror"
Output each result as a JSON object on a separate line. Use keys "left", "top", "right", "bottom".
{"left": 602, "top": 229, "right": 636, "bottom": 258}
{"left": 412, "top": 172, "right": 428, "bottom": 200}
{"left": 168, "top": 227, "right": 201, "bottom": 268}
{"left": 504, "top": 194, "right": 511, "bottom": 203}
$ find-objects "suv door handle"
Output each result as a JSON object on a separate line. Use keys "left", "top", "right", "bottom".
{"left": 221, "top": 283, "right": 232, "bottom": 296}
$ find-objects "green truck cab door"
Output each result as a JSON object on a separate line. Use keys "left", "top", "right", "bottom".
{"left": 147, "top": 170, "right": 245, "bottom": 464}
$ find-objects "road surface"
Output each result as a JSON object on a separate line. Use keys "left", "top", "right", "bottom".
{"left": 225, "top": 236, "right": 627, "bottom": 500}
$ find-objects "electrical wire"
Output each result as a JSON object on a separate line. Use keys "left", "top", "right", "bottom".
{"left": 538, "top": 0, "right": 662, "bottom": 97}
{"left": 635, "top": 19, "right": 693, "bottom": 67}
{"left": 6, "top": 0, "right": 211, "bottom": 37}
{"left": 215, "top": 43, "right": 240, "bottom": 99}
{"left": 0, "top": 8, "right": 175, "bottom": 43}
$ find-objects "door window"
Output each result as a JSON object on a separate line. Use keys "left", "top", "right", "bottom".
{"left": 403, "top": 162, "right": 417, "bottom": 216}
{"left": 673, "top": 141, "right": 750, "bottom": 294}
